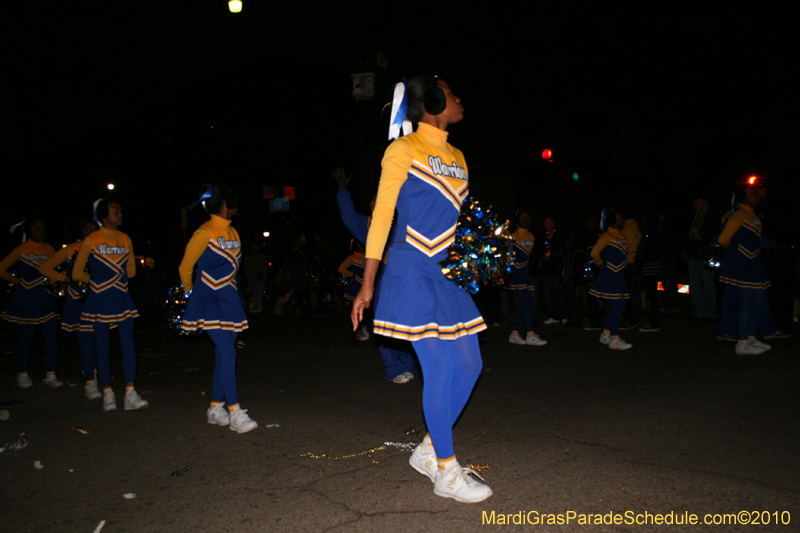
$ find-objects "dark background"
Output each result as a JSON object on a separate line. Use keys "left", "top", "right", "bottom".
{"left": 6, "top": 1, "right": 799, "bottom": 271}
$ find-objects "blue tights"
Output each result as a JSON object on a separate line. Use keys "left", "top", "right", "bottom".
{"left": 94, "top": 318, "right": 136, "bottom": 387}
{"left": 413, "top": 335, "right": 482, "bottom": 460}
{"left": 735, "top": 286, "right": 767, "bottom": 340}
{"left": 514, "top": 289, "right": 534, "bottom": 332}
{"left": 17, "top": 320, "right": 57, "bottom": 373}
{"left": 206, "top": 329, "right": 239, "bottom": 406}
{"left": 77, "top": 327, "right": 96, "bottom": 379}
{"left": 604, "top": 299, "right": 626, "bottom": 336}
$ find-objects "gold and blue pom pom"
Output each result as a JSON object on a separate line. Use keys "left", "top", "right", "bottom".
{"left": 165, "top": 285, "right": 199, "bottom": 335}
{"left": 43, "top": 267, "right": 68, "bottom": 299}
{"left": 43, "top": 261, "right": 90, "bottom": 299}
{"left": 439, "top": 197, "right": 514, "bottom": 294}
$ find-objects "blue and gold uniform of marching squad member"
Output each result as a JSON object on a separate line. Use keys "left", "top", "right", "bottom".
{"left": 507, "top": 209, "right": 546, "bottom": 346}
{"left": 0, "top": 220, "right": 63, "bottom": 389}
{"left": 339, "top": 245, "right": 372, "bottom": 340}
{"left": 40, "top": 221, "right": 102, "bottom": 400}
{"left": 718, "top": 179, "right": 772, "bottom": 356}
{"left": 339, "top": 248, "right": 366, "bottom": 303}
{"left": 73, "top": 200, "right": 148, "bottom": 412}
{"left": 179, "top": 184, "right": 257, "bottom": 434}
{"left": 334, "top": 168, "right": 418, "bottom": 383}
{"left": 352, "top": 76, "right": 492, "bottom": 503}
{"left": 589, "top": 208, "right": 633, "bottom": 350}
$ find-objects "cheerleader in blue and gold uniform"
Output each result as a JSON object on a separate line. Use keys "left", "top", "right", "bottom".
{"left": 507, "top": 209, "right": 546, "bottom": 346}
{"left": 0, "top": 220, "right": 63, "bottom": 388}
{"left": 718, "top": 180, "right": 771, "bottom": 356}
{"left": 589, "top": 209, "right": 633, "bottom": 350}
{"left": 339, "top": 243, "right": 369, "bottom": 340}
{"left": 179, "top": 184, "right": 257, "bottom": 434}
{"left": 40, "top": 221, "right": 102, "bottom": 399}
{"left": 72, "top": 200, "right": 148, "bottom": 412}
{"left": 352, "top": 76, "right": 491, "bottom": 503}
{"left": 339, "top": 246, "right": 366, "bottom": 303}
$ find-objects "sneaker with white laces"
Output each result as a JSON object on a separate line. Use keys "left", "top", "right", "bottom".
{"left": 433, "top": 460, "right": 493, "bottom": 503}
{"left": 526, "top": 333, "right": 547, "bottom": 346}
{"left": 747, "top": 338, "right": 771, "bottom": 351}
{"left": 391, "top": 372, "right": 414, "bottom": 384}
{"left": 409, "top": 442, "right": 437, "bottom": 482}
{"left": 229, "top": 408, "right": 258, "bottom": 434}
{"left": 508, "top": 331, "right": 526, "bottom": 345}
{"left": 207, "top": 405, "right": 230, "bottom": 426}
{"left": 84, "top": 380, "right": 102, "bottom": 400}
{"left": 103, "top": 389, "right": 117, "bottom": 412}
{"left": 543, "top": 318, "right": 560, "bottom": 325}
{"left": 17, "top": 372, "right": 33, "bottom": 389}
{"left": 124, "top": 389, "right": 149, "bottom": 410}
{"left": 608, "top": 337, "right": 632, "bottom": 350}
{"left": 639, "top": 324, "right": 661, "bottom": 332}
{"left": 599, "top": 331, "right": 611, "bottom": 345}
{"left": 43, "top": 374, "right": 64, "bottom": 388}
{"left": 736, "top": 341, "right": 765, "bottom": 356}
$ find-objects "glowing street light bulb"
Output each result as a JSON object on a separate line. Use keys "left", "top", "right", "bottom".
{"left": 228, "top": 0, "right": 242, "bottom": 13}
{"left": 263, "top": 231, "right": 270, "bottom": 238}
{"left": 107, "top": 183, "right": 115, "bottom": 191}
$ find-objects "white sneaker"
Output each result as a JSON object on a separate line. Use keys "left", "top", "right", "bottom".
{"left": 207, "top": 405, "right": 230, "bottom": 426}
{"left": 748, "top": 338, "right": 771, "bottom": 351}
{"left": 409, "top": 441, "right": 437, "bottom": 482}
{"left": 508, "top": 331, "right": 526, "bottom": 345}
{"left": 229, "top": 408, "right": 258, "bottom": 434}
{"left": 433, "top": 460, "right": 493, "bottom": 503}
{"left": 17, "top": 372, "right": 33, "bottom": 389}
{"left": 124, "top": 389, "right": 149, "bottom": 410}
{"left": 84, "top": 380, "right": 102, "bottom": 400}
{"left": 391, "top": 372, "right": 414, "bottom": 384}
{"left": 544, "top": 318, "right": 560, "bottom": 325}
{"left": 599, "top": 331, "right": 611, "bottom": 345}
{"left": 736, "top": 341, "right": 766, "bottom": 356}
{"left": 526, "top": 333, "right": 547, "bottom": 346}
{"left": 103, "top": 389, "right": 117, "bottom": 412}
{"left": 43, "top": 374, "right": 64, "bottom": 388}
{"left": 609, "top": 337, "right": 632, "bottom": 350}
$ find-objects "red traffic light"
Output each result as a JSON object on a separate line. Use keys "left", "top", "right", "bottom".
{"left": 541, "top": 149, "right": 552, "bottom": 160}
{"left": 747, "top": 175, "right": 758, "bottom": 186}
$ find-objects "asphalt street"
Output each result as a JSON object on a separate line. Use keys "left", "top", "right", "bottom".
{"left": 1, "top": 309, "right": 798, "bottom": 532}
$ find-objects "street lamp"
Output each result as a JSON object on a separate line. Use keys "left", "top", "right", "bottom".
{"left": 228, "top": 0, "right": 242, "bottom": 13}
{"left": 263, "top": 231, "right": 270, "bottom": 238}
{"left": 107, "top": 183, "right": 115, "bottom": 191}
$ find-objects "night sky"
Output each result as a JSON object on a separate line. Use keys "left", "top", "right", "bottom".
{"left": 7, "top": 2, "right": 798, "bottom": 266}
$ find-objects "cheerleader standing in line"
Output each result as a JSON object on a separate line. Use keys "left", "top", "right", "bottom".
{"left": 507, "top": 209, "right": 547, "bottom": 346}
{"left": 0, "top": 220, "right": 63, "bottom": 388}
{"left": 352, "top": 75, "right": 492, "bottom": 503}
{"left": 72, "top": 200, "right": 148, "bottom": 412}
{"left": 589, "top": 208, "right": 633, "bottom": 350}
{"left": 718, "top": 180, "right": 771, "bottom": 356}
{"left": 40, "top": 220, "right": 101, "bottom": 399}
{"left": 179, "top": 184, "right": 257, "bottom": 434}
